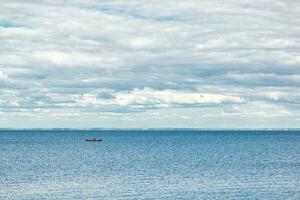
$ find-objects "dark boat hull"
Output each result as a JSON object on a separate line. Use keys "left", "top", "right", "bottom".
{"left": 85, "top": 139, "right": 102, "bottom": 142}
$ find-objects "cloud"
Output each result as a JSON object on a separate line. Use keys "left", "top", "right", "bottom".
{"left": 75, "top": 88, "right": 244, "bottom": 109}
{"left": 0, "top": 0, "right": 299, "bottom": 128}
{"left": 223, "top": 72, "right": 300, "bottom": 87}
{"left": 0, "top": 70, "right": 9, "bottom": 82}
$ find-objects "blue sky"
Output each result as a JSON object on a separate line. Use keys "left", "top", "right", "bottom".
{"left": 0, "top": 0, "right": 300, "bottom": 128}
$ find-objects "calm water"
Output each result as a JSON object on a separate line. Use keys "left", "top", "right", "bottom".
{"left": 0, "top": 130, "right": 299, "bottom": 199}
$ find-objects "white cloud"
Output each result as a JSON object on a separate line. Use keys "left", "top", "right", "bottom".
{"left": 225, "top": 101, "right": 291, "bottom": 117}
{"left": 76, "top": 88, "right": 244, "bottom": 108}
{"left": 0, "top": 70, "right": 9, "bottom": 82}
{"left": 0, "top": 0, "right": 299, "bottom": 127}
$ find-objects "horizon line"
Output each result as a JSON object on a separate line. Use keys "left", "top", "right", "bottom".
{"left": 1, "top": 128, "right": 300, "bottom": 131}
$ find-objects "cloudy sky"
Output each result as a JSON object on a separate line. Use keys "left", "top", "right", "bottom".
{"left": 0, "top": 0, "right": 300, "bottom": 128}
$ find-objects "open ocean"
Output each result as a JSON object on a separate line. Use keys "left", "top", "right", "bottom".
{"left": 0, "top": 130, "right": 299, "bottom": 199}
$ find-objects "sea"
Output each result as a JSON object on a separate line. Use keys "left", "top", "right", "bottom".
{"left": 0, "top": 130, "right": 299, "bottom": 199}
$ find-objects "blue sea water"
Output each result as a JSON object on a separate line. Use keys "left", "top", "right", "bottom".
{"left": 0, "top": 130, "right": 299, "bottom": 199}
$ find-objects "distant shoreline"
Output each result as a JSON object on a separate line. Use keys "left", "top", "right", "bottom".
{"left": 0, "top": 128, "right": 300, "bottom": 131}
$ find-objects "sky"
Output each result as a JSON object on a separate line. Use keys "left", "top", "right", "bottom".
{"left": 0, "top": 0, "right": 300, "bottom": 129}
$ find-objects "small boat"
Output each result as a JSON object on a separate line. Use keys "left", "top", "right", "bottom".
{"left": 85, "top": 138, "right": 102, "bottom": 142}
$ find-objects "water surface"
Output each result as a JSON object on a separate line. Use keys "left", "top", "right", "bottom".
{"left": 0, "top": 130, "right": 299, "bottom": 199}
